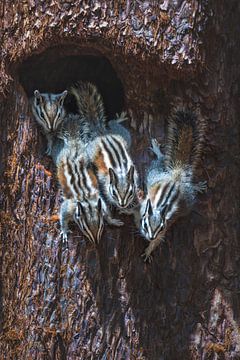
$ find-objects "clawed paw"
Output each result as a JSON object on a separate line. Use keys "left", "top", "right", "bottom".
{"left": 60, "top": 229, "right": 72, "bottom": 247}
{"left": 151, "top": 138, "right": 160, "bottom": 147}
{"left": 197, "top": 180, "right": 208, "bottom": 193}
{"left": 149, "top": 138, "right": 160, "bottom": 151}
{"left": 105, "top": 216, "right": 124, "bottom": 227}
{"left": 111, "top": 218, "right": 124, "bottom": 227}
{"left": 119, "top": 209, "right": 132, "bottom": 215}
{"left": 141, "top": 250, "right": 153, "bottom": 263}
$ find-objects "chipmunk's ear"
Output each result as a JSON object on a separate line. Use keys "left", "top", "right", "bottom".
{"left": 109, "top": 168, "right": 117, "bottom": 185}
{"left": 34, "top": 90, "right": 42, "bottom": 106}
{"left": 127, "top": 165, "right": 135, "bottom": 182}
{"left": 34, "top": 90, "right": 40, "bottom": 98}
{"left": 58, "top": 90, "right": 68, "bottom": 106}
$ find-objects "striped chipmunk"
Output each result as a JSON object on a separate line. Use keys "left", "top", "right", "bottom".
{"left": 31, "top": 86, "right": 101, "bottom": 160}
{"left": 70, "top": 82, "right": 139, "bottom": 212}
{"left": 56, "top": 136, "right": 124, "bottom": 246}
{"left": 31, "top": 86, "right": 123, "bottom": 245}
{"left": 138, "top": 109, "right": 206, "bottom": 261}
{"left": 31, "top": 90, "right": 68, "bottom": 155}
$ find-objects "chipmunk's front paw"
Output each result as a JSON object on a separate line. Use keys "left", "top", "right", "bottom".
{"left": 150, "top": 138, "right": 160, "bottom": 148}
{"left": 197, "top": 180, "right": 208, "bottom": 193}
{"left": 141, "top": 248, "right": 153, "bottom": 263}
{"left": 112, "top": 218, "right": 124, "bottom": 227}
{"left": 106, "top": 217, "right": 124, "bottom": 227}
{"left": 119, "top": 209, "right": 133, "bottom": 215}
{"left": 60, "top": 229, "right": 72, "bottom": 247}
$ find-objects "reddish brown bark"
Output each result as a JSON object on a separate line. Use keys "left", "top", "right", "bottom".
{"left": 0, "top": 1, "right": 239, "bottom": 359}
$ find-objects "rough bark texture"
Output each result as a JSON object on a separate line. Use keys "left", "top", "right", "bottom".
{"left": 0, "top": 1, "right": 239, "bottom": 359}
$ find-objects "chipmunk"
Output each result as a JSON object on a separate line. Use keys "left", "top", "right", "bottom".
{"left": 31, "top": 84, "right": 130, "bottom": 156}
{"left": 56, "top": 143, "right": 123, "bottom": 245}
{"left": 31, "top": 82, "right": 133, "bottom": 242}
{"left": 70, "top": 82, "right": 139, "bottom": 211}
{"left": 137, "top": 109, "right": 206, "bottom": 261}
{"left": 31, "top": 90, "right": 68, "bottom": 155}
{"left": 86, "top": 134, "right": 138, "bottom": 210}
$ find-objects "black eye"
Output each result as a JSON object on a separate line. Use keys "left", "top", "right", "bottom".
{"left": 40, "top": 110, "right": 45, "bottom": 119}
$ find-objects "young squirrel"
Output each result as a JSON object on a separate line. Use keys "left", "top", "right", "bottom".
{"left": 85, "top": 134, "right": 139, "bottom": 210}
{"left": 137, "top": 109, "right": 206, "bottom": 261}
{"left": 31, "top": 90, "right": 68, "bottom": 155}
{"left": 70, "top": 82, "right": 139, "bottom": 211}
{"left": 31, "top": 82, "right": 136, "bottom": 242}
{"left": 31, "top": 84, "right": 130, "bottom": 155}
{"left": 56, "top": 143, "right": 123, "bottom": 245}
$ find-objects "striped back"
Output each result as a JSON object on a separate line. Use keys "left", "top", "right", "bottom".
{"left": 92, "top": 134, "right": 138, "bottom": 208}
{"left": 57, "top": 149, "right": 98, "bottom": 200}
{"left": 57, "top": 150, "right": 105, "bottom": 244}
{"left": 31, "top": 90, "right": 67, "bottom": 133}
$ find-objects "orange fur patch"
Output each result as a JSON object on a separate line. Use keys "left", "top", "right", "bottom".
{"left": 137, "top": 189, "right": 144, "bottom": 200}
{"left": 49, "top": 214, "right": 60, "bottom": 222}
{"left": 44, "top": 169, "right": 52, "bottom": 177}
{"left": 36, "top": 164, "right": 52, "bottom": 177}
{"left": 94, "top": 149, "right": 108, "bottom": 175}
{"left": 87, "top": 168, "right": 98, "bottom": 188}
{"left": 57, "top": 163, "right": 72, "bottom": 198}
{"left": 149, "top": 183, "right": 161, "bottom": 203}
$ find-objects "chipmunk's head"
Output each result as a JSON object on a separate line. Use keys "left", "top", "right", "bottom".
{"left": 108, "top": 166, "right": 137, "bottom": 208}
{"left": 140, "top": 199, "right": 166, "bottom": 241}
{"left": 32, "top": 90, "right": 67, "bottom": 132}
{"left": 74, "top": 198, "right": 104, "bottom": 244}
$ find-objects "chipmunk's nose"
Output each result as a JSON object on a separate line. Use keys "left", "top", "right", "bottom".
{"left": 119, "top": 198, "right": 128, "bottom": 208}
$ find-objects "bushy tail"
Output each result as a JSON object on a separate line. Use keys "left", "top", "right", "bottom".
{"left": 164, "top": 108, "right": 205, "bottom": 172}
{"left": 69, "top": 81, "right": 106, "bottom": 129}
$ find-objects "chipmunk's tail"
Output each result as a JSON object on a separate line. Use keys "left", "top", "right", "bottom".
{"left": 164, "top": 108, "right": 205, "bottom": 172}
{"left": 69, "top": 81, "right": 106, "bottom": 129}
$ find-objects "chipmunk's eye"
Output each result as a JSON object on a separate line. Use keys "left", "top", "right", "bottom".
{"left": 112, "top": 189, "right": 117, "bottom": 198}
{"left": 144, "top": 223, "right": 148, "bottom": 232}
{"left": 40, "top": 110, "right": 45, "bottom": 119}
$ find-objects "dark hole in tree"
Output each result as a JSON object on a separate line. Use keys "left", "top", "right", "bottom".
{"left": 18, "top": 48, "right": 124, "bottom": 120}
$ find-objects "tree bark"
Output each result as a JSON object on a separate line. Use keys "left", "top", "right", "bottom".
{"left": 0, "top": 1, "right": 239, "bottom": 359}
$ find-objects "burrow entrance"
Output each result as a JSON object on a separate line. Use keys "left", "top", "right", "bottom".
{"left": 18, "top": 46, "right": 124, "bottom": 120}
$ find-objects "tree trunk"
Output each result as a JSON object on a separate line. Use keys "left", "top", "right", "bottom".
{"left": 0, "top": 1, "right": 239, "bottom": 359}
